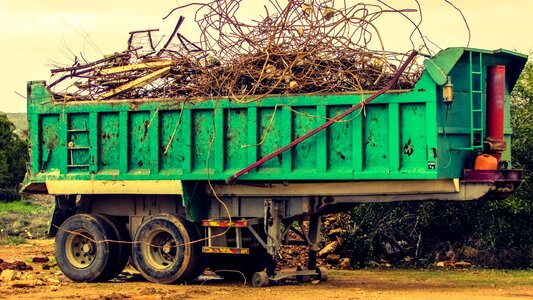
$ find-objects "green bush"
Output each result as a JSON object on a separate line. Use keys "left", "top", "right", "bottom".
{"left": 0, "top": 188, "right": 21, "bottom": 202}
{"left": 342, "top": 200, "right": 533, "bottom": 268}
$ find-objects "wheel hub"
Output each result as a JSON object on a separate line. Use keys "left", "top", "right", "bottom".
{"left": 143, "top": 230, "right": 179, "bottom": 270}
{"left": 82, "top": 243, "right": 93, "bottom": 253}
{"left": 65, "top": 231, "right": 96, "bottom": 269}
{"left": 162, "top": 243, "right": 171, "bottom": 254}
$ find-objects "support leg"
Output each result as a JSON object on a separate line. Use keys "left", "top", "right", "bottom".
{"left": 307, "top": 214, "right": 321, "bottom": 270}
{"left": 264, "top": 199, "right": 282, "bottom": 275}
{"left": 254, "top": 210, "right": 327, "bottom": 286}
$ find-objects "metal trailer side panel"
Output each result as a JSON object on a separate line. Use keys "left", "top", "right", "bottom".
{"left": 24, "top": 73, "right": 438, "bottom": 186}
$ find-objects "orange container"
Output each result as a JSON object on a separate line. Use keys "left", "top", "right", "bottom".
{"left": 474, "top": 154, "right": 498, "bottom": 170}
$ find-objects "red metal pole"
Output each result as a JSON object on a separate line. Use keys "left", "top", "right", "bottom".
{"left": 486, "top": 65, "right": 506, "bottom": 160}
{"left": 226, "top": 50, "right": 419, "bottom": 183}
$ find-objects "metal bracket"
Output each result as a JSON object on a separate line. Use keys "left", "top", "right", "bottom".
{"left": 264, "top": 199, "right": 284, "bottom": 256}
{"left": 247, "top": 223, "right": 267, "bottom": 249}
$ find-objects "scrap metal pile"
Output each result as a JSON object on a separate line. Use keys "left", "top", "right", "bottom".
{"left": 49, "top": 0, "right": 433, "bottom": 102}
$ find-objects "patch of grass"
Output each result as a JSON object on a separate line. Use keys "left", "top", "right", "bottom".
{"left": 0, "top": 235, "right": 27, "bottom": 246}
{"left": 0, "top": 200, "right": 42, "bottom": 214}
{"left": 0, "top": 197, "right": 53, "bottom": 239}
{"left": 333, "top": 269, "right": 533, "bottom": 287}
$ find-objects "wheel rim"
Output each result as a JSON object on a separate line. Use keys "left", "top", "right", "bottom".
{"left": 253, "top": 272, "right": 268, "bottom": 287}
{"left": 142, "top": 229, "right": 179, "bottom": 270}
{"left": 252, "top": 275, "right": 261, "bottom": 286}
{"left": 65, "top": 230, "right": 96, "bottom": 269}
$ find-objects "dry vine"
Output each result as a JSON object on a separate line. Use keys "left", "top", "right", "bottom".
{"left": 48, "top": 0, "right": 468, "bottom": 102}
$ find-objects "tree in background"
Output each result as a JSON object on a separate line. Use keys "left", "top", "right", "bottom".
{"left": 0, "top": 113, "right": 27, "bottom": 189}
{"left": 509, "top": 61, "right": 533, "bottom": 211}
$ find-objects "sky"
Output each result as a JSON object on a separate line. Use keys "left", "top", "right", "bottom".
{"left": 0, "top": 0, "right": 531, "bottom": 113}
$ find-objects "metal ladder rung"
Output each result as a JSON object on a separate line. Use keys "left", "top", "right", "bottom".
{"left": 467, "top": 51, "right": 484, "bottom": 150}
{"left": 203, "top": 218, "right": 252, "bottom": 254}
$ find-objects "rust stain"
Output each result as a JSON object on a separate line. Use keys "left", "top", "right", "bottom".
{"left": 336, "top": 151, "right": 346, "bottom": 160}
{"left": 403, "top": 138, "right": 413, "bottom": 156}
{"left": 142, "top": 120, "right": 149, "bottom": 140}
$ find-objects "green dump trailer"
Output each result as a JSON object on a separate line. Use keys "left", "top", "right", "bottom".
{"left": 23, "top": 47, "right": 527, "bottom": 286}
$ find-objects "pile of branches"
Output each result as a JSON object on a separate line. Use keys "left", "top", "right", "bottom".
{"left": 50, "top": 0, "right": 432, "bottom": 102}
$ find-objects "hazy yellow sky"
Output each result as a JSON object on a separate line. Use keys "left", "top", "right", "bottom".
{"left": 1, "top": 0, "right": 531, "bottom": 112}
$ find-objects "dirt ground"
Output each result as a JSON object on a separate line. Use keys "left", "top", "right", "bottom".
{"left": 1, "top": 239, "right": 533, "bottom": 300}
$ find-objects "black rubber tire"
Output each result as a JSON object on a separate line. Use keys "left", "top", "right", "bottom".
{"left": 131, "top": 213, "right": 204, "bottom": 284}
{"left": 128, "top": 255, "right": 138, "bottom": 271}
{"left": 252, "top": 271, "right": 269, "bottom": 287}
{"left": 183, "top": 221, "right": 207, "bottom": 281}
{"left": 55, "top": 214, "right": 120, "bottom": 282}
{"left": 96, "top": 215, "right": 132, "bottom": 281}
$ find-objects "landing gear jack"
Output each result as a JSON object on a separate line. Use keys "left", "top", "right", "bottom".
{"left": 252, "top": 266, "right": 328, "bottom": 287}
{"left": 251, "top": 200, "right": 328, "bottom": 287}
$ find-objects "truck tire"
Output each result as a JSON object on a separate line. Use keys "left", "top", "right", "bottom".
{"left": 96, "top": 215, "right": 131, "bottom": 281}
{"left": 55, "top": 214, "right": 120, "bottom": 282}
{"left": 172, "top": 219, "right": 205, "bottom": 280}
{"left": 131, "top": 213, "right": 204, "bottom": 284}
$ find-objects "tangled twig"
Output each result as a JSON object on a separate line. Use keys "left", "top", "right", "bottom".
{"left": 48, "top": 0, "right": 468, "bottom": 102}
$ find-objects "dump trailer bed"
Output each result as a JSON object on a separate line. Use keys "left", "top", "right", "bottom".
{"left": 23, "top": 48, "right": 524, "bottom": 188}
{"left": 23, "top": 47, "right": 527, "bottom": 286}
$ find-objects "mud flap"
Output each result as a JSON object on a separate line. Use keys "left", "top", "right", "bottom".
{"left": 48, "top": 195, "right": 76, "bottom": 237}
{"left": 181, "top": 181, "right": 209, "bottom": 222}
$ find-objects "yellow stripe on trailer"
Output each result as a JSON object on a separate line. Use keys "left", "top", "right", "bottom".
{"left": 202, "top": 246, "right": 249, "bottom": 255}
{"left": 202, "top": 219, "right": 249, "bottom": 227}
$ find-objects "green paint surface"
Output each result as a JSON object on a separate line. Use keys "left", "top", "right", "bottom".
{"left": 23, "top": 48, "right": 527, "bottom": 188}
{"left": 99, "top": 113, "right": 120, "bottom": 172}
